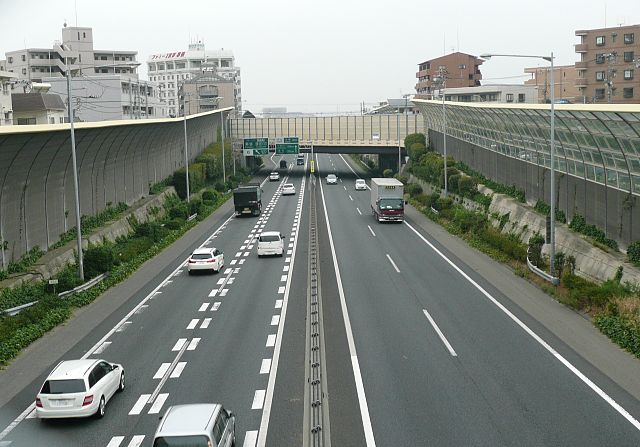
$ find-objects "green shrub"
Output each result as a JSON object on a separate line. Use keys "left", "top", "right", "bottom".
{"left": 627, "top": 240, "right": 640, "bottom": 266}
{"left": 83, "top": 244, "right": 115, "bottom": 278}
{"left": 408, "top": 143, "right": 427, "bottom": 162}
{"left": 194, "top": 153, "right": 220, "bottom": 180}
{"left": 479, "top": 227, "right": 527, "bottom": 262}
{"left": 173, "top": 163, "right": 206, "bottom": 199}
{"left": 134, "top": 222, "right": 167, "bottom": 243}
{"left": 414, "top": 193, "right": 432, "bottom": 207}
{"left": 394, "top": 174, "right": 408, "bottom": 184}
{"left": 528, "top": 233, "right": 545, "bottom": 266}
{"left": 214, "top": 182, "right": 226, "bottom": 192}
{"left": 169, "top": 202, "right": 189, "bottom": 220}
{"left": 383, "top": 169, "right": 394, "bottom": 178}
{"left": 202, "top": 199, "right": 215, "bottom": 207}
{"left": 452, "top": 208, "right": 487, "bottom": 233}
{"left": 569, "top": 213, "right": 618, "bottom": 251}
{"left": 55, "top": 263, "right": 84, "bottom": 292}
{"left": 458, "top": 176, "right": 476, "bottom": 196}
{"left": 164, "top": 218, "right": 183, "bottom": 231}
{"left": 113, "top": 237, "right": 154, "bottom": 263}
{"left": 149, "top": 177, "right": 172, "bottom": 195}
{"left": 189, "top": 198, "right": 203, "bottom": 215}
{"left": 405, "top": 183, "right": 423, "bottom": 198}
{"left": 448, "top": 174, "right": 460, "bottom": 192}
{"left": 6, "top": 246, "right": 45, "bottom": 274}
{"left": 434, "top": 196, "right": 453, "bottom": 211}
{"left": 594, "top": 315, "right": 640, "bottom": 358}
{"left": 201, "top": 189, "right": 219, "bottom": 202}
{"left": 404, "top": 133, "right": 426, "bottom": 150}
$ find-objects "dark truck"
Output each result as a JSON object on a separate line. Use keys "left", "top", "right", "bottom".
{"left": 279, "top": 159, "right": 287, "bottom": 169}
{"left": 233, "top": 183, "right": 262, "bottom": 216}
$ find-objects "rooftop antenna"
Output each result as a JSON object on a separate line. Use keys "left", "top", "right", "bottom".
{"left": 443, "top": 32, "right": 446, "bottom": 55}
{"left": 456, "top": 27, "right": 459, "bottom": 52}
{"left": 604, "top": 3, "right": 607, "bottom": 27}
{"left": 74, "top": 0, "right": 78, "bottom": 27}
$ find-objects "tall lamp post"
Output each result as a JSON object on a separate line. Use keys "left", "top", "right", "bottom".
{"left": 480, "top": 52, "right": 556, "bottom": 277}
{"left": 180, "top": 89, "right": 191, "bottom": 203}
{"left": 433, "top": 70, "right": 448, "bottom": 196}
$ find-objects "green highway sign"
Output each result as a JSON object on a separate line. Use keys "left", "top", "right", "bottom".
{"left": 275, "top": 143, "right": 299, "bottom": 154}
{"left": 283, "top": 137, "right": 299, "bottom": 144}
{"left": 243, "top": 138, "right": 269, "bottom": 150}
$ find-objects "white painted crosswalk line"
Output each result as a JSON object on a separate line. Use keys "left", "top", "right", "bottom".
{"left": 266, "top": 334, "right": 276, "bottom": 347}
{"left": 172, "top": 338, "right": 187, "bottom": 351}
{"left": 271, "top": 315, "right": 280, "bottom": 326}
{"left": 278, "top": 286, "right": 285, "bottom": 294}
{"left": 217, "top": 278, "right": 226, "bottom": 285}
{"left": 187, "top": 319, "right": 199, "bottom": 330}
{"left": 209, "top": 289, "right": 218, "bottom": 297}
{"left": 211, "top": 302, "right": 221, "bottom": 311}
{"left": 220, "top": 289, "right": 229, "bottom": 297}
{"left": 260, "top": 359, "right": 272, "bottom": 374}
{"left": 230, "top": 259, "right": 237, "bottom": 265}
{"left": 239, "top": 259, "right": 246, "bottom": 265}
{"left": 106, "top": 436, "right": 125, "bottom": 447}
{"left": 170, "top": 362, "right": 187, "bottom": 378}
{"left": 187, "top": 338, "right": 201, "bottom": 350}
{"left": 148, "top": 393, "right": 169, "bottom": 414}
{"left": 153, "top": 363, "right": 170, "bottom": 379}
{"left": 251, "top": 390, "right": 266, "bottom": 409}
{"left": 129, "top": 394, "right": 150, "bottom": 415}
{"left": 275, "top": 299, "right": 283, "bottom": 309}
{"left": 126, "top": 435, "right": 145, "bottom": 447}
{"left": 199, "top": 302, "right": 210, "bottom": 312}
{"left": 200, "top": 318, "right": 212, "bottom": 329}
{"left": 243, "top": 431, "right": 258, "bottom": 447}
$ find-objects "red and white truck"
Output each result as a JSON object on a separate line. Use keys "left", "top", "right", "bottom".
{"left": 370, "top": 178, "right": 405, "bottom": 222}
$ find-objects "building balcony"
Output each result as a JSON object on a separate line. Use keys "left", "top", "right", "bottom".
{"left": 575, "top": 43, "right": 588, "bottom": 53}
{"left": 575, "top": 78, "right": 588, "bottom": 88}
{"left": 416, "top": 69, "right": 429, "bottom": 78}
{"left": 575, "top": 61, "right": 588, "bottom": 69}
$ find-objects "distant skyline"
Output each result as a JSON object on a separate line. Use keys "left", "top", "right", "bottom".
{"left": 1, "top": 0, "right": 638, "bottom": 113}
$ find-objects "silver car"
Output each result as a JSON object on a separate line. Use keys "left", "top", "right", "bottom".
{"left": 326, "top": 174, "right": 337, "bottom": 184}
{"left": 153, "top": 403, "right": 235, "bottom": 447}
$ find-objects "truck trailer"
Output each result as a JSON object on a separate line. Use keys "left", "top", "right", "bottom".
{"left": 370, "top": 178, "right": 405, "bottom": 222}
{"left": 233, "top": 183, "right": 262, "bottom": 216}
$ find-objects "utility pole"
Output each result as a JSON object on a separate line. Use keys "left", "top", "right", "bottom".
{"left": 221, "top": 110, "right": 226, "bottom": 184}
{"left": 181, "top": 87, "right": 190, "bottom": 203}
{"left": 605, "top": 52, "right": 617, "bottom": 103}
{"left": 435, "top": 66, "right": 448, "bottom": 196}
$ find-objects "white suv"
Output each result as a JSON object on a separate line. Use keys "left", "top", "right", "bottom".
{"left": 257, "top": 231, "right": 285, "bottom": 257}
{"left": 188, "top": 248, "right": 224, "bottom": 274}
{"left": 355, "top": 179, "right": 367, "bottom": 190}
{"left": 36, "top": 359, "right": 125, "bottom": 419}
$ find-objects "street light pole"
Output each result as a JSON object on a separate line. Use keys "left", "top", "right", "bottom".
{"left": 397, "top": 112, "right": 401, "bottom": 174}
{"left": 66, "top": 60, "right": 84, "bottom": 281}
{"left": 221, "top": 111, "right": 226, "bottom": 184}
{"left": 182, "top": 90, "right": 190, "bottom": 203}
{"left": 442, "top": 77, "right": 448, "bottom": 196}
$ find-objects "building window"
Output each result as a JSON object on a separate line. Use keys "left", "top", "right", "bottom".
{"left": 596, "top": 53, "right": 605, "bottom": 64}
{"left": 17, "top": 117, "right": 37, "bottom": 125}
{"left": 596, "top": 36, "right": 605, "bottom": 46}
{"left": 506, "top": 93, "right": 514, "bottom": 103}
{"left": 101, "top": 56, "right": 107, "bottom": 60}
{"left": 596, "top": 71, "right": 605, "bottom": 81}
{"left": 623, "top": 87, "right": 634, "bottom": 98}
{"left": 624, "top": 51, "right": 635, "bottom": 62}
{"left": 624, "top": 69, "right": 634, "bottom": 80}
{"left": 624, "top": 33, "right": 635, "bottom": 44}
{"left": 21, "top": 54, "right": 25, "bottom": 61}
{"left": 518, "top": 93, "right": 526, "bottom": 103}
{"left": 7, "top": 57, "right": 12, "bottom": 63}
{"left": 21, "top": 68, "right": 26, "bottom": 75}
{"left": 595, "top": 88, "right": 605, "bottom": 99}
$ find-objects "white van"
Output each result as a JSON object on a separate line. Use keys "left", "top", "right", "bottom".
{"left": 257, "top": 231, "right": 285, "bottom": 257}
{"left": 153, "top": 403, "right": 235, "bottom": 447}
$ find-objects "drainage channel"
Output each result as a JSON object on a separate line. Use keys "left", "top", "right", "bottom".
{"left": 303, "top": 176, "right": 331, "bottom": 447}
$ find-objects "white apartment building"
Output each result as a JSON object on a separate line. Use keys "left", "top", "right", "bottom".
{"left": 435, "top": 84, "right": 538, "bottom": 104}
{"left": 147, "top": 42, "right": 241, "bottom": 117}
{"left": 0, "top": 71, "right": 17, "bottom": 125}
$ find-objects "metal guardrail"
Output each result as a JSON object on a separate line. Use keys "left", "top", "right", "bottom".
{"left": 2, "top": 273, "right": 109, "bottom": 317}
{"left": 526, "top": 255, "right": 560, "bottom": 285}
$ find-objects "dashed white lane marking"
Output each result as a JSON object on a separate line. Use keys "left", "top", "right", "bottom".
{"left": 209, "top": 289, "right": 218, "bottom": 297}
{"left": 288, "top": 243, "right": 294, "bottom": 248}
{"left": 285, "top": 257, "right": 291, "bottom": 263}
{"left": 172, "top": 338, "right": 187, "bottom": 351}
{"left": 243, "top": 251, "right": 251, "bottom": 257}
{"left": 187, "top": 319, "right": 199, "bottom": 330}
{"left": 228, "top": 277, "right": 235, "bottom": 284}
{"left": 275, "top": 299, "right": 283, "bottom": 309}
{"left": 248, "top": 244, "right": 254, "bottom": 249}
{"left": 349, "top": 195, "right": 353, "bottom": 201}
{"left": 199, "top": 302, "right": 210, "bottom": 312}
{"left": 154, "top": 363, "right": 170, "bottom": 379}
{"left": 260, "top": 359, "right": 272, "bottom": 374}
{"left": 230, "top": 260, "right": 237, "bottom": 265}
{"left": 266, "top": 334, "right": 276, "bottom": 347}
{"left": 93, "top": 341, "right": 111, "bottom": 354}
{"left": 244, "top": 239, "right": 250, "bottom": 244}
{"left": 343, "top": 186, "right": 347, "bottom": 191}
{"left": 357, "top": 207, "right": 362, "bottom": 215}
{"left": 252, "top": 390, "right": 266, "bottom": 410}
{"left": 235, "top": 252, "right": 242, "bottom": 257}
{"left": 278, "top": 286, "right": 285, "bottom": 294}
{"left": 271, "top": 315, "right": 280, "bottom": 326}
{"left": 200, "top": 318, "right": 212, "bottom": 329}
{"left": 240, "top": 245, "right": 246, "bottom": 250}
{"left": 148, "top": 393, "right": 169, "bottom": 414}
{"left": 187, "top": 338, "right": 201, "bottom": 350}
{"left": 129, "top": 394, "right": 150, "bottom": 415}
{"left": 243, "top": 431, "right": 258, "bottom": 447}
{"left": 280, "top": 275, "right": 287, "bottom": 282}
{"left": 217, "top": 278, "right": 226, "bottom": 285}
{"left": 106, "top": 436, "right": 125, "bottom": 447}
{"left": 367, "top": 225, "right": 376, "bottom": 237}
{"left": 386, "top": 254, "right": 400, "bottom": 273}
{"left": 220, "top": 289, "right": 229, "bottom": 297}
{"left": 423, "top": 309, "right": 457, "bottom": 356}
{"left": 116, "top": 321, "right": 132, "bottom": 333}
{"left": 170, "top": 362, "right": 187, "bottom": 378}
{"left": 212, "top": 302, "right": 221, "bottom": 311}
{"left": 283, "top": 265, "right": 290, "bottom": 272}
{"left": 234, "top": 267, "right": 241, "bottom": 273}
{"left": 126, "top": 435, "right": 145, "bottom": 447}
{"left": 287, "top": 250, "right": 293, "bottom": 255}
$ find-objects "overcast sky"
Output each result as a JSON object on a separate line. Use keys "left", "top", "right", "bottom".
{"left": 1, "top": 0, "right": 638, "bottom": 113}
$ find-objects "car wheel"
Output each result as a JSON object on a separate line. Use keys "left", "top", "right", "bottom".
{"left": 118, "top": 372, "right": 125, "bottom": 392}
{"left": 96, "top": 396, "right": 106, "bottom": 418}
{"left": 188, "top": 270, "right": 193, "bottom": 276}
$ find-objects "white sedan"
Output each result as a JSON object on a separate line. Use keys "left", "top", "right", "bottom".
{"left": 36, "top": 359, "right": 125, "bottom": 419}
{"left": 269, "top": 172, "right": 280, "bottom": 181}
{"left": 355, "top": 179, "right": 367, "bottom": 190}
{"left": 282, "top": 183, "right": 296, "bottom": 195}
{"left": 326, "top": 174, "right": 338, "bottom": 185}
{"left": 188, "top": 247, "right": 224, "bottom": 274}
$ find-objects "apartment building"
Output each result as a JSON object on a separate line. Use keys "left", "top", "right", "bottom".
{"left": 147, "top": 42, "right": 242, "bottom": 117}
{"left": 574, "top": 24, "right": 640, "bottom": 103}
{"left": 0, "top": 71, "right": 17, "bottom": 125}
{"left": 416, "top": 52, "right": 483, "bottom": 98}
{"left": 524, "top": 65, "right": 580, "bottom": 103}
{"left": 180, "top": 71, "right": 234, "bottom": 116}
{"left": 436, "top": 85, "right": 538, "bottom": 104}
{"left": 12, "top": 93, "right": 66, "bottom": 125}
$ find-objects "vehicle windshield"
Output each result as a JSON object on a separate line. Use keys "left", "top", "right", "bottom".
{"left": 328, "top": 175, "right": 336, "bottom": 180}
{"left": 284, "top": 184, "right": 294, "bottom": 188}
{"left": 191, "top": 253, "right": 212, "bottom": 260}
{"left": 379, "top": 198, "right": 403, "bottom": 210}
{"left": 260, "top": 235, "right": 281, "bottom": 242}
{"left": 153, "top": 436, "right": 209, "bottom": 447}
{"left": 356, "top": 180, "right": 365, "bottom": 185}
{"left": 40, "top": 379, "right": 86, "bottom": 394}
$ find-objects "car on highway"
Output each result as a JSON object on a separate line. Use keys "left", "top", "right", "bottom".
{"left": 279, "top": 159, "right": 287, "bottom": 169}
{"left": 282, "top": 183, "right": 296, "bottom": 195}
{"left": 188, "top": 248, "right": 224, "bottom": 274}
{"left": 36, "top": 359, "right": 125, "bottom": 419}
{"left": 153, "top": 403, "right": 235, "bottom": 447}
{"left": 326, "top": 174, "right": 337, "bottom": 185}
{"left": 257, "top": 231, "right": 285, "bottom": 257}
{"left": 296, "top": 154, "right": 305, "bottom": 165}
{"left": 355, "top": 179, "right": 367, "bottom": 190}
{"left": 269, "top": 172, "right": 280, "bottom": 181}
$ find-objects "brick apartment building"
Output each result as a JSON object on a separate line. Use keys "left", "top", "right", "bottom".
{"left": 415, "top": 52, "right": 483, "bottom": 98}
{"left": 574, "top": 24, "right": 640, "bottom": 103}
{"left": 524, "top": 65, "right": 581, "bottom": 103}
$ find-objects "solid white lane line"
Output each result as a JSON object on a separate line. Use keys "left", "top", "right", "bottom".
{"left": 106, "top": 436, "right": 125, "bottom": 447}
{"left": 25, "top": 410, "right": 36, "bottom": 419}
{"left": 275, "top": 299, "right": 283, "bottom": 309}
{"left": 349, "top": 195, "right": 353, "bottom": 201}
{"left": 422, "top": 309, "right": 457, "bottom": 356}
{"left": 386, "top": 254, "right": 400, "bottom": 273}
{"left": 126, "top": 435, "right": 145, "bottom": 447}
{"left": 187, "top": 338, "right": 200, "bottom": 350}
{"left": 211, "top": 302, "right": 221, "bottom": 311}
{"left": 153, "top": 363, "right": 171, "bottom": 379}
{"left": 343, "top": 186, "right": 347, "bottom": 191}
{"left": 148, "top": 393, "right": 169, "bottom": 414}
{"left": 93, "top": 341, "right": 111, "bottom": 354}
{"left": 318, "top": 177, "right": 377, "bottom": 446}
{"left": 129, "top": 394, "right": 150, "bottom": 415}
{"left": 243, "top": 430, "right": 258, "bottom": 447}
{"left": 252, "top": 390, "right": 266, "bottom": 410}
{"left": 199, "top": 302, "right": 210, "bottom": 312}
{"left": 278, "top": 286, "right": 285, "bottom": 294}
{"left": 266, "top": 334, "right": 276, "bottom": 347}
{"left": 170, "top": 362, "right": 187, "bottom": 378}
{"left": 357, "top": 207, "right": 362, "bottom": 215}
{"left": 186, "top": 319, "right": 199, "bottom": 330}
{"left": 200, "top": 318, "right": 212, "bottom": 329}
{"left": 172, "top": 338, "right": 187, "bottom": 351}
{"left": 260, "top": 358, "right": 272, "bottom": 374}
{"left": 403, "top": 221, "right": 640, "bottom": 432}
{"left": 271, "top": 315, "right": 280, "bottom": 326}
{"left": 367, "top": 225, "right": 376, "bottom": 237}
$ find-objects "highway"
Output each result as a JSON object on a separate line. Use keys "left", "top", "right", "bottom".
{"left": 0, "top": 152, "right": 640, "bottom": 446}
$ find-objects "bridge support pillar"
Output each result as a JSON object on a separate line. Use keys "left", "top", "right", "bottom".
{"left": 378, "top": 153, "right": 398, "bottom": 174}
